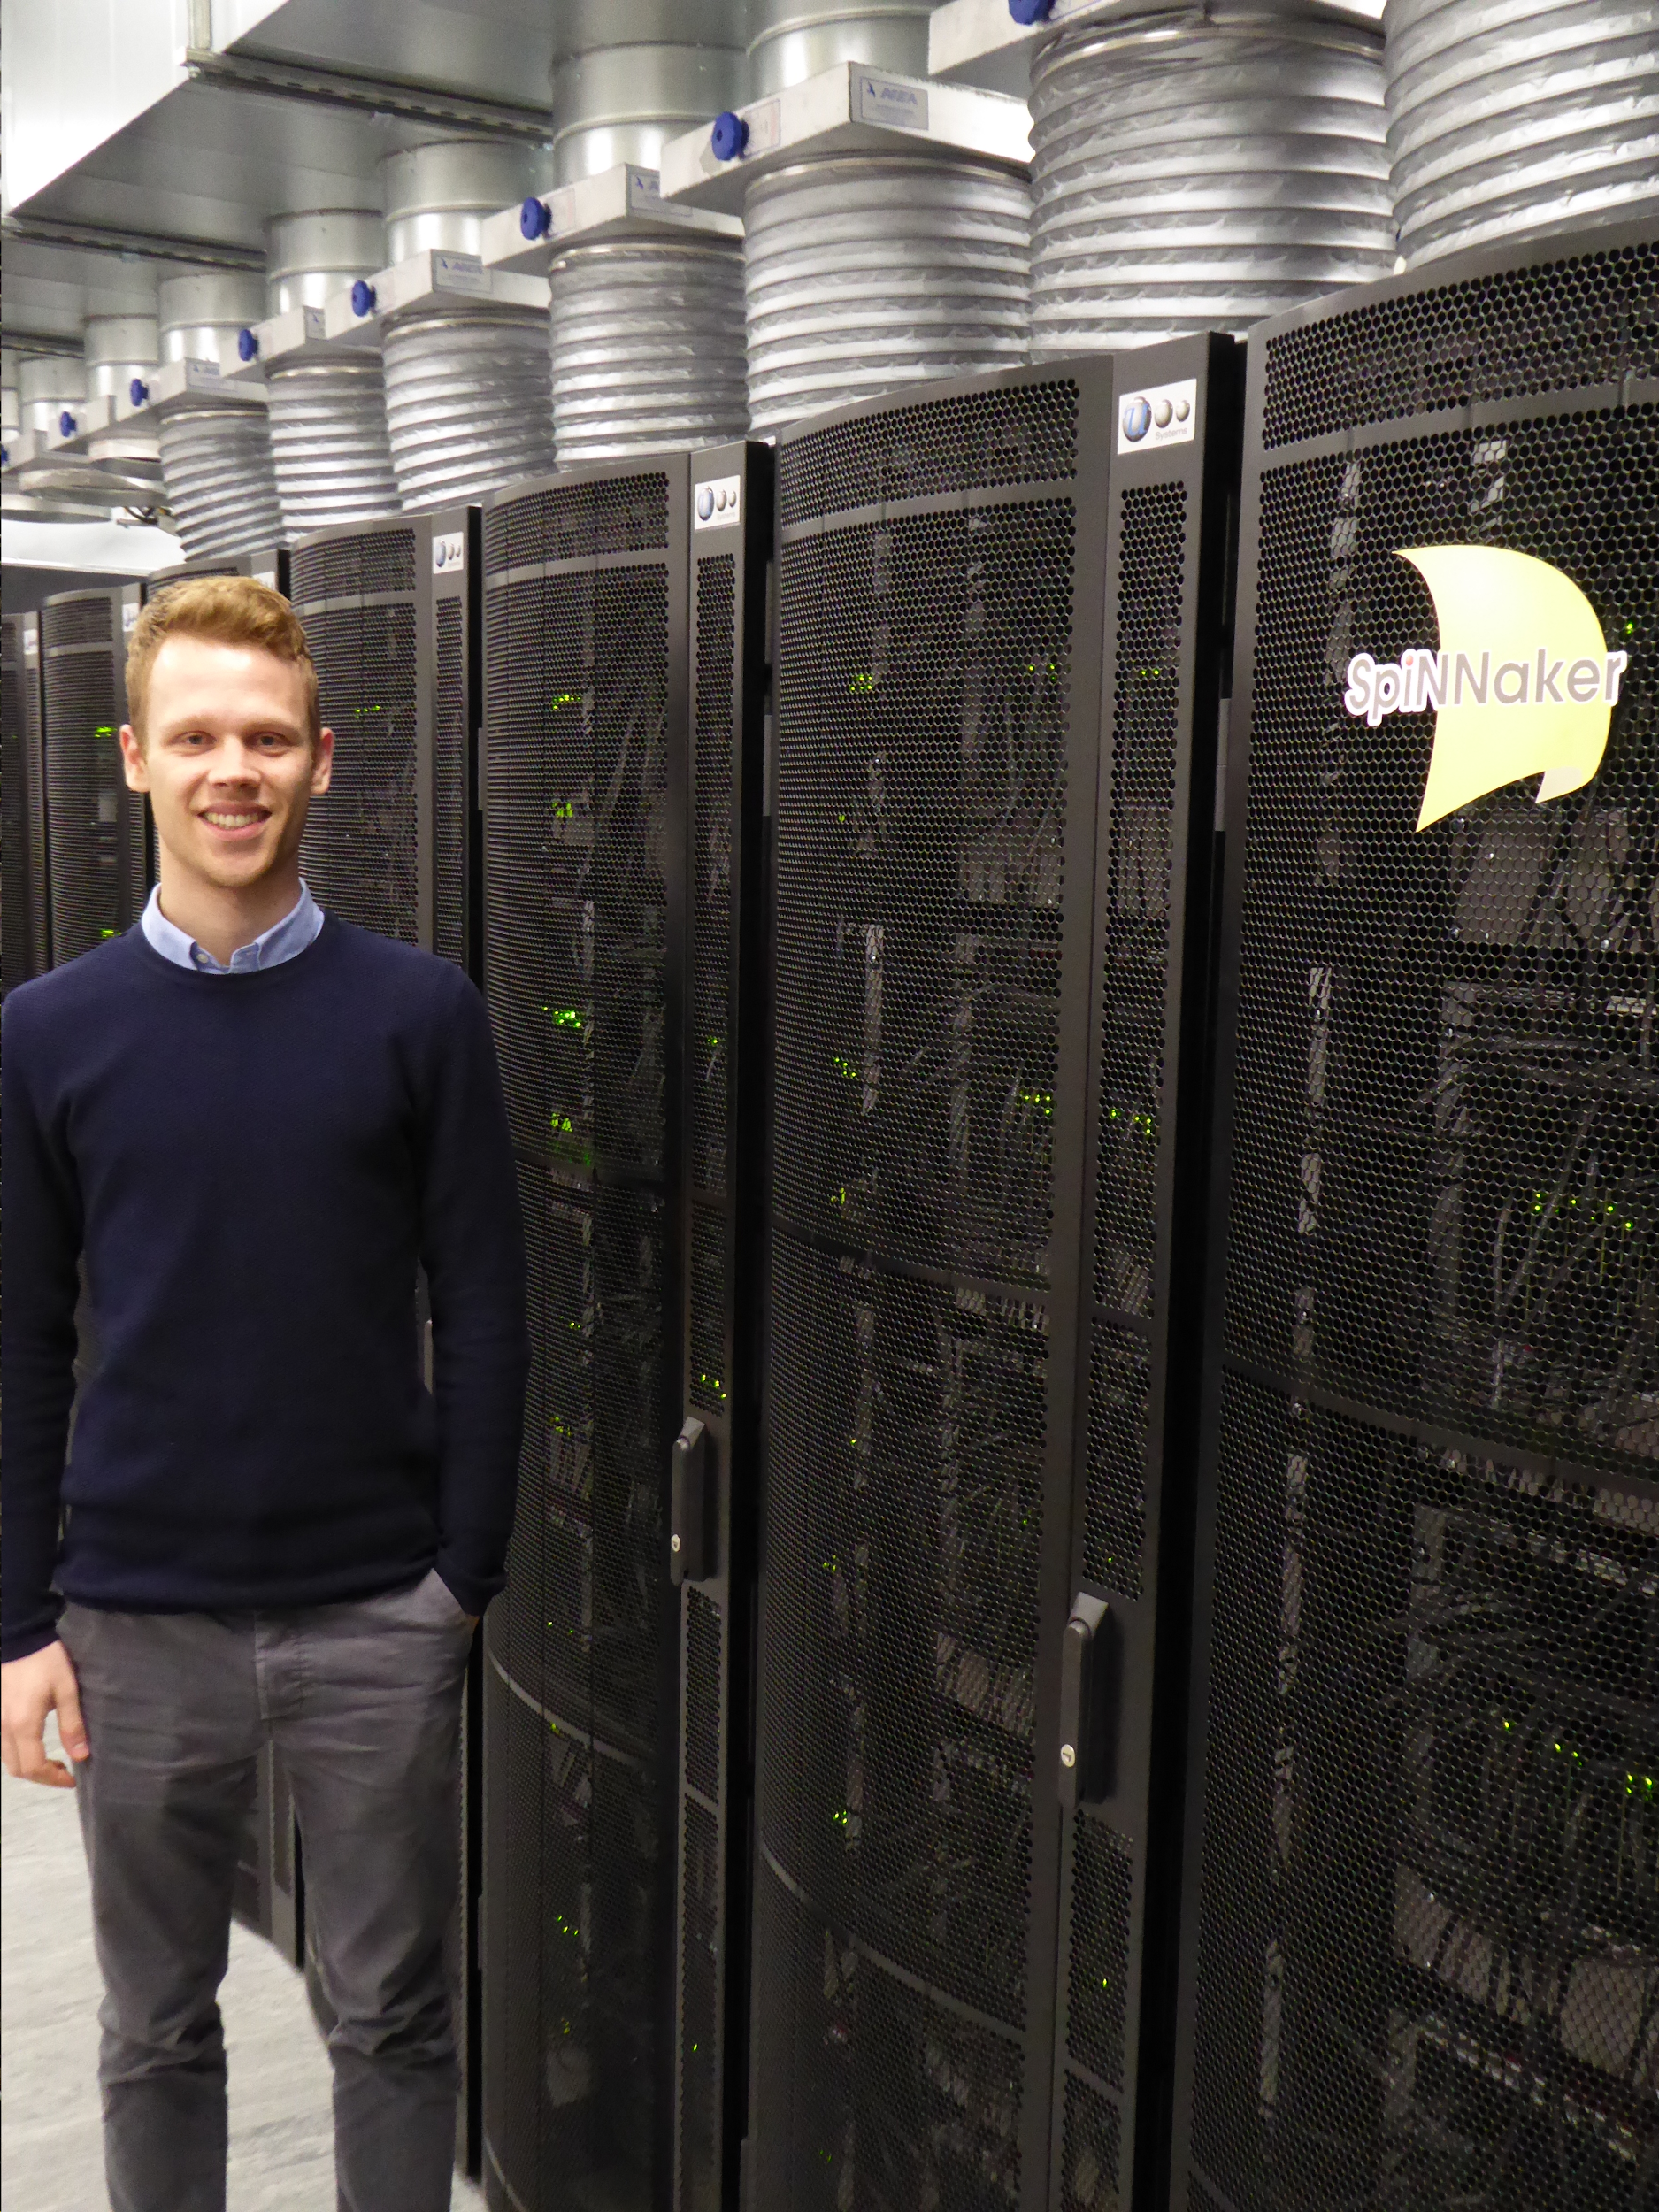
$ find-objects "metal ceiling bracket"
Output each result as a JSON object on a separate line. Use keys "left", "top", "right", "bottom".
{"left": 181, "top": 48, "right": 554, "bottom": 146}
{"left": 0, "top": 215, "right": 265, "bottom": 272}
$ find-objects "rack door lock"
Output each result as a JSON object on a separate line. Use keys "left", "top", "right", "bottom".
{"left": 671, "top": 1417, "right": 715, "bottom": 1586}
{"left": 1058, "top": 1593, "right": 1117, "bottom": 1809}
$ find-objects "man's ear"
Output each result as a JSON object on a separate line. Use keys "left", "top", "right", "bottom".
{"left": 118, "top": 725, "right": 149, "bottom": 793}
{"left": 311, "top": 728, "right": 334, "bottom": 796}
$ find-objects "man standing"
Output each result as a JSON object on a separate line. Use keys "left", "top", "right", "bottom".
{"left": 0, "top": 576, "right": 529, "bottom": 2212}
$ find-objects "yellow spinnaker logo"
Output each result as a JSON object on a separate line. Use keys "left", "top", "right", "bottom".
{"left": 1340, "top": 547, "right": 1628, "bottom": 831}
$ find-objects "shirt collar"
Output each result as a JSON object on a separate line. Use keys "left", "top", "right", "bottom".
{"left": 141, "top": 882, "right": 325, "bottom": 976}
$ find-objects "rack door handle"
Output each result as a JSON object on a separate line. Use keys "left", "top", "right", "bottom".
{"left": 1058, "top": 1593, "right": 1112, "bottom": 1809}
{"left": 671, "top": 1417, "right": 713, "bottom": 1585}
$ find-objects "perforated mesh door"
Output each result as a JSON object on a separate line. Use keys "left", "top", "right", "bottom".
{"left": 2, "top": 618, "right": 48, "bottom": 991}
{"left": 433, "top": 590, "right": 467, "bottom": 970}
{"left": 42, "top": 594, "right": 136, "bottom": 966}
{"left": 1180, "top": 230, "right": 1659, "bottom": 2212}
{"left": 294, "top": 526, "right": 422, "bottom": 944}
{"left": 481, "top": 466, "right": 683, "bottom": 2212}
{"left": 754, "top": 376, "right": 1102, "bottom": 2212}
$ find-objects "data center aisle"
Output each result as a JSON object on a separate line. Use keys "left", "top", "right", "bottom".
{"left": 1, "top": 1724, "right": 487, "bottom": 2212}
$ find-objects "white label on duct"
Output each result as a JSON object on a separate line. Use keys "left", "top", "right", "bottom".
{"left": 627, "top": 168, "right": 661, "bottom": 211}
{"left": 433, "top": 251, "right": 488, "bottom": 297}
{"left": 122, "top": 598, "right": 139, "bottom": 633}
{"left": 23, "top": 621, "right": 37, "bottom": 660}
{"left": 744, "top": 98, "right": 782, "bottom": 155}
{"left": 433, "top": 531, "right": 465, "bottom": 572}
{"left": 1118, "top": 377, "right": 1198, "bottom": 454}
{"left": 695, "top": 476, "right": 741, "bottom": 530}
{"left": 855, "top": 72, "right": 928, "bottom": 132}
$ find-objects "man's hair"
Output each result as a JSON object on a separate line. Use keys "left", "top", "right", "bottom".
{"left": 126, "top": 575, "right": 320, "bottom": 749}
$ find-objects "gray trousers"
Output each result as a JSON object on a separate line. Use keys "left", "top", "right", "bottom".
{"left": 59, "top": 1567, "right": 474, "bottom": 2212}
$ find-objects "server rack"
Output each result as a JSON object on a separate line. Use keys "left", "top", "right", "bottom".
{"left": 480, "top": 459, "right": 689, "bottom": 2212}
{"left": 143, "top": 547, "right": 288, "bottom": 600}
{"left": 1171, "top": 221, "right": 1659, "bottom": 2212}
{"left": 2, "top": 611, "right": 50, "bottom": 992}
{"left": 672, "top": 442, "right": 774, "bottom": 2212}
{"left": 745, "top": 349, "right": 1242, "bottom": 2211}
{"left": 289, "top": 509, "right": 486, "bottom": 2171}
{"left": 289, "top": 511, "right": 481, "bottom": 968}
{"left": 40, "top": 585, "right": 149, "bottom": 966}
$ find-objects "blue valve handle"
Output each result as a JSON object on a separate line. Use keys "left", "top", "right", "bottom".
{"left": 129, "top": 378, "right": 149, "bottom": 407}
{"left": 237, "top": 326, "right": 259, "bottom": 362}
{"left": 350, "top": 278, "right": 377, "bottom": 318}
{"left": 59, "top": 410, "right": 77, "bottom": 437}
{"left": 710, "top": 110, "right": 749, "bottom": 163}
{"left": 1009, "top": 0, "right": 1055, "bottom": 20}
{"left": 519, "top": 196, "right": 552, "bottom": 241}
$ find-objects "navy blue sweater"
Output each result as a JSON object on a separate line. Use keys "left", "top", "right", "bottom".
{"left": 2, "top": 919, "right": 530, "bottom": 1663}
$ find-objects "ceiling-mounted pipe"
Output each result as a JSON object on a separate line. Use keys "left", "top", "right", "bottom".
{"left": 748, "top": 0, "right": 932, "bottom": 95}
{"left": 541, "top": 0, "right": 749, "bottom": 462}
{"left": 1382, "top": 0, "right": 1659, "bottom": 264}
{"left": 378, "top": 141, "right": 557, "bottom": 508}
{"left": 18, "top": 353, "right": 87, "bottom": 435}
{"left": 1026, "top": 3, "right": 1396, "bottom": 355}
{"left": 2, "top": 350, "right": 19, "bottom": 441}
{"left": 82, "top": 316, "right": 164, "bottom": 487}
{"left": 262, "top": 210, "right": 401, "bottom": 536}
{"left": 156, "top": 271, "right": 285, "bottom": 559}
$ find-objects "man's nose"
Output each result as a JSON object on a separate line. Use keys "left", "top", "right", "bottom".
{"left": 209, "top": 741, "right": 263, "bottom": 781}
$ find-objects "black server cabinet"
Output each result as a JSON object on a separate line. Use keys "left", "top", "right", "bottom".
{"left": 143, "top": 547, "right": 288, "bottom": 600}
{"left": 290, "top": 509, "right": 485, "bottom": 2171}
{"left": 41, "top": 585, "right": 149, "bottom": 966}
{"left": 2, "top": 611, "right": 50, "bottom": 991}
{"left": 745, "top": 349, "right": 1241, "bottom": 2212}
{"left": 1171, "top": 222, "right": 1659, "bottom": 2212}
{"left": 672, "top": 442, "right": 774, "bottom": 2212}
{"left": 289, "top": 511, "right": 480, "bottom": 968}
{"left": 480, "top": 460, "right": 689, "bottom": 2212}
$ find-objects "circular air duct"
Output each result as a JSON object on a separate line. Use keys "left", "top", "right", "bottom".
{"left": 743, "top": 154, "right": 1031, "bottom": 441}
{"left": 263, "top": 210, "right": 400, "bottom": 536}
{"left": 736, "top": 1, "right": 1026, "bottom": 441}
{"left": 2, "top": 349, "right": 19, "bottom": 442}
{"left": 156, "top": 272, "right": 284, "bottom": 558}
{"left": 748, "top": 0, "right": 931, "bottom": 93}
{"left": 378, "top": 141, "right": 556, "bottom": 508}
{"left": 1383, "top": 0, "right": 1659, "bottom": 264}
{"left": 1026, "top": 4, "right": 1396, "bottom": 356}
{"left": 18, "top": 353, "right": 87, "bottom": 434}
{"left": 546, "top": 2, "right": 749, "bottom": 461}
{"left": 82, "top": 315, "right": 162, "bottom": 482}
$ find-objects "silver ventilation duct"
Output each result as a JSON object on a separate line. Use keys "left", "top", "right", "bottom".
{"left": 263, "top": 210, "right": 400, "bottom": 536}
{"left": 2, "top": 350, "right": 19, "bottom": 441}
{"left": 744, "top": 154, "right": 1030, "bottom": 438}
{"left": 544, "top": 1, "right": 749, "bottom": 462}
{"left": 18, "top": 352, "right": 86, "bottom": 434}
{"left": 83, "top": 316, "right": 163, "bottom": 485}
{"left": 1383, "top": 0, "right": 1659, "bottom": 264}
{"left": 379, "top": 140, "right": 556, "bottom": 509}
{"left": 1026, "top": 4, "right": 1395, "bottom": 357}
{"left": 157, "top": 272, "right": 284, "bottom": 558}
{"left": 749, "top": 0, "right": 931, "bottom": 93}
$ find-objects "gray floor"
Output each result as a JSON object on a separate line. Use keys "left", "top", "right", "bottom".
{"left": 2, "top": 1719, "right": 486, "bottom": 2211}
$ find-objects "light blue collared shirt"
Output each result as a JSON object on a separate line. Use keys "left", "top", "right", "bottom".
{"left": 141, "top": 881, "right": 325, "bottom": 976}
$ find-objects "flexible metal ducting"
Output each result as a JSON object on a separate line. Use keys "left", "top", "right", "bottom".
{"left": 1383, "top": 0, "right": 1659, "bottom": 264}
{"left": 82, "top": 316, "right": 161, "bottom": 482}
{"left": 549, "top": 236, "right": 749, "bottom": 460}
{"left": 743, "top": 154, "right": 1031, "bottom": 441}
{"left": 156, "top": 273, "right": 284, "bottom": 557}
{"left": 545, "top": 2, "right": 749, "bottom": 461}
{"left": 378, "top": 141, "right": 556, "bottom": 509}
{"left": 263, "top": 211, "right": 401, "bottom": 536}
{"left": 748, "top": 0, "right": 930, "bottom": 94}
{"left": 1026, "top": 4, "right": 1395, "bottom": 357}
{"left": 737, "top": 0, "right": 1025, "bottom": 440}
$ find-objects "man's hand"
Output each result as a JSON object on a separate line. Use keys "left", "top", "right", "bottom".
{"left": 1, "top": 1641, "right": 89, "bottom": 1787}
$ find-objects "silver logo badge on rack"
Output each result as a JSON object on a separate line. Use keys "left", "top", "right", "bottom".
{"left": 695, "top": 476, "right": 741, "bottom": 530}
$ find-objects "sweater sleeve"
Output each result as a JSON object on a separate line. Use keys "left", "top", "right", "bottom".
{"left": 417, "top": 975, "right": 531, "bottom": 1617}
{"left": 1, "top": 993, "right": 85, "bottom": 1663}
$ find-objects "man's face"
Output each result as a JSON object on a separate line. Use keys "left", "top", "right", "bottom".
{"left": 119, "top": 636, "right": 334, "bottom": 890}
